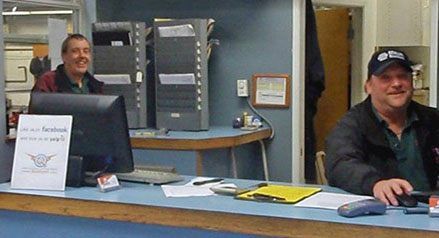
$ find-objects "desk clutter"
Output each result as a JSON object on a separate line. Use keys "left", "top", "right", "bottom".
{"left": 115, "top": 165, "right": 183, "bottom": 185}
{"left": 9, "top": 167, "right": 439, "bottom": 219}
{"left": 161, "top": 177, "right": 232, "bottom": 197}
{"left": 131, "top": 128, "right": 170, "bottom": 138}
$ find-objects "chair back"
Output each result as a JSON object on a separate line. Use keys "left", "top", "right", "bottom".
{"left": 315, "top": 151, "right": 328, "bottom": 185}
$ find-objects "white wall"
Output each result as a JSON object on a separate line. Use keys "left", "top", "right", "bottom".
{"left": 312, "top": 0, "right": 438, "bottom": 107}
{"left": 4, "top": 15, "right": 73, "bottom": 35}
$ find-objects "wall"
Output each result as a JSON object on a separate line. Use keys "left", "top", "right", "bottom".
{"left": 4, "top": 15, "right": 73, "bottom": 35}
{"left": 96, "top": 0, "right": 294, "bottom": 181}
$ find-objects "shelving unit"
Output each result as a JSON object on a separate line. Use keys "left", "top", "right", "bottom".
{"left": 376, "top": 0, "right": 433, "bottom": 106}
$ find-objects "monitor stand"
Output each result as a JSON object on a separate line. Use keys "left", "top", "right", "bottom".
{"left": 82, "top": 174, "right": 99, "bottom": 187}
{"left": 66, "top": 155, "right": 85, "bottom": 187}
{"left": 66, "top": 155, "right": 102, "bottom": 187}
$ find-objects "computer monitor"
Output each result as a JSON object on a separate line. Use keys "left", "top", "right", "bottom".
{"left": 29, "top": 93, "right": 134, "bottom": 175}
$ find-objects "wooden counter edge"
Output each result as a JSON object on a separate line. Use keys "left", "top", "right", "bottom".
{"left": 0, "top": 192, "right": 436, "bottom": 238}
{"left": 130, "top": 128, "right": 271, "bottom": 150}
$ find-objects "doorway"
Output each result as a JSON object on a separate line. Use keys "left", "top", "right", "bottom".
{"left": 2, "top": 0, "right": 78, "bottom": 136}
{"left": 313, "top": 7, "right": 351, "bottom": 152}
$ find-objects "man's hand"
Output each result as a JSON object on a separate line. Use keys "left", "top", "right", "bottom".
{"left": 372, "top": 179, "right": 413, "bottom": 206}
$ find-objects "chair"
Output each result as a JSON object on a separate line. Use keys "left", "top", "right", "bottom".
{"left": 315, "top": 151, "right": 328, "bottom": 185}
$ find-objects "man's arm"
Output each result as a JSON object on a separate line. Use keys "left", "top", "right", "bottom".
{"left": 31, "top": 71, "right": 55, "bottom": 93}
{"left": 324, "top": 111, "right": 382, "bottom": 195}
{"left": 325, "top": 111, "right": 414, "bottom": 205}
{"left": 373, "top": 179, "right": 413, "bottom": 205}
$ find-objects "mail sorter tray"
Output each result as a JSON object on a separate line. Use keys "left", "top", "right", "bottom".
{"left": 235, "top": 183, "right": 322, "bottom": 204}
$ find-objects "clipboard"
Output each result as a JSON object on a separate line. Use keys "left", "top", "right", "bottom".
{"left": 235, "top": 183, "right": 321, "bottom": 204}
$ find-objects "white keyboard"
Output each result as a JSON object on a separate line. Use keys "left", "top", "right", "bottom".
{"left": 116, "top": 168, "right": 184, "bottom": 185}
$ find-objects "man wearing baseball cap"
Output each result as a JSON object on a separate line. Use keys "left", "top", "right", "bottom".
{"left": 325, "top": 49, "right": 439, "bottom": 206}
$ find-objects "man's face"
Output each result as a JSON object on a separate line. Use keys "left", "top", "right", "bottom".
{"left": 366, "top": 64, "right": 413, "bottom": 113}
{"left": 62, "top": 38, "right": 91, "bottom": 78}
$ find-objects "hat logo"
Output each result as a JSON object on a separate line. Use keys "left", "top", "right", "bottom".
{"left": 377, "top": 52, "right": 388, "bottom": 62}
{"left": 376, "top": 50, "right": 406, "bottom": 62}
{"left": 388, "top": 50, "right": 405, "bottom": 60}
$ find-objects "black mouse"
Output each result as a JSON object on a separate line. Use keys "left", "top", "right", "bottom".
{"left": 395, "top": 193, "right": 418, "bottom": 207}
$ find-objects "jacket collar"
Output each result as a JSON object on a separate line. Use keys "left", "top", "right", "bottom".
{"left": 54, "top": 64, "right": 103, "bottom": 93}
{"left": 361, "top": 97, "right": 390, "bottom": 148}
{"left": 362, "top": 96, "right": 431, "bottom": 148}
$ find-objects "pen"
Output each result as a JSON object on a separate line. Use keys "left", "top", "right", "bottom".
{"left": 251, "top": 193, "right": 286, "bottom": 201}
{"left": 193, "top": 178, "right": 224, "bottom": 186}
{"left": 403, "top": 207, "right": 429, "bottom": 214}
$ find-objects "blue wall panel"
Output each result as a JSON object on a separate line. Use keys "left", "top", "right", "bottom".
{"left": 97, "top": 0, "right": 293, "bottom": 181}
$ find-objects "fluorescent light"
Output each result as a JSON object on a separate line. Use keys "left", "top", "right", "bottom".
{"left": 3, "top": 11, "right": 30, "bottom": 16}
{"left": 30, "top": 10, "right": 73, "bottom": 15}
{"left": 2, "top": 10, "right": 73, "bottom": 16}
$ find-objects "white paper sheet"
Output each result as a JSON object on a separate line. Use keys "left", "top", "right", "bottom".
{"left": 161, "top": 185, "right": 214, "bottom": 197}
{"left": 294, "top": 192, "right": 373, "bottom": 210}
{"left": 161, "top": 177, "right": 228, "bottom": 197}
{"left": 158, "top": 73, "right": 195, "bottom": 85}
{"left": 158, "top": 24, "right": 195, "bottom": 37}
{"left": 94, "top": 74, "right": 131, "bottom": 84}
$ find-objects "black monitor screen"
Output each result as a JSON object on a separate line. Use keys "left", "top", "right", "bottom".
{"left": 29, "top": 93, "right": 134, "bottom": 174}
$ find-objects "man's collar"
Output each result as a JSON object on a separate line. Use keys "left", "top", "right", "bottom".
{"left": 371, "top": 104, "right": 418, "bottom": 128}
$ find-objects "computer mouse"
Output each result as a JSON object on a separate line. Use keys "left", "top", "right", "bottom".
{"left": 395, "top": 193, "right": 418, "bottom": 207}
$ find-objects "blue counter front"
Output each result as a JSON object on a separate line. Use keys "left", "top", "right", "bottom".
{"left": 0, "top": 178, "right": 438, "bottom": 237}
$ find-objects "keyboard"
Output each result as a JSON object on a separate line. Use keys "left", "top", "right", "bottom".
{"left": 115, "top": 167, "right": 184, "bottom": 185}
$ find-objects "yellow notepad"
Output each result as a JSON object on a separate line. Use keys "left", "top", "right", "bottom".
{"left": 236, "top": 184, "right": 321, "bottom": 204}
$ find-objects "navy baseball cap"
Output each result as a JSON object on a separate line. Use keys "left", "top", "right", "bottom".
{"left": 367, "top": 49, "right": 413, "bottom": 78}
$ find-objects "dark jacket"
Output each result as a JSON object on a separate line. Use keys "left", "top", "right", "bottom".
{"left": 325, "top": 97, "right": 439, "bottom": 195}
{"left": 305, "top": 0, "right": 325, "bottom": 103}
{"left": 29, "top": 56, "right": 51, "bottom": 79}
{"left": 32, "top": 64, "right": 103, "bottom": 94}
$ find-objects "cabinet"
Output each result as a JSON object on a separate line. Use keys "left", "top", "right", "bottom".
{"left": 376, "top": 0, "right": 433, "bottom": 106}
{"left": 376, "top": 0, "right": 430, "bottom": 46}
{"left": 413, "top": 89, "right": 430, "bottom": 105}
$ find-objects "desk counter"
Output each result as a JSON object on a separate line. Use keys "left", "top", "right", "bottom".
{"left": 130, "top": 126, "right": 271, "bottom": 150}
{"left": 130, "top": 127, "right": 272, "bottom": 178}
{"left": 0, "top": 179, "right": 438, "bottom": 238}
{"left": 6, "top": 127, "right": 272, "bottom": 179}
